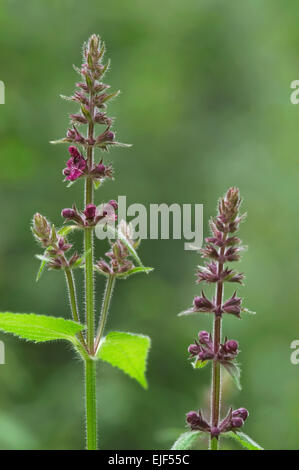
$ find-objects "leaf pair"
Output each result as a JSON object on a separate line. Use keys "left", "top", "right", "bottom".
{"left": 171, "top": 430, "right": 263, "bottom": 450}
{"left": 0, "top": 313, "right": 150, "bottom": 388}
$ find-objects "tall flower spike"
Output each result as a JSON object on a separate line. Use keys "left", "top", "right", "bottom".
{"left": 176, "top": 188, "right": 260, "bottom": 451}
{"left": 52, "top": 34, "right": 130, "bottom": 187}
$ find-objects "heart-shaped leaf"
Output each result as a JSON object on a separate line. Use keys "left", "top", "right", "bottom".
{"left": 97, "top": 331, "right": 150, "bottom": 389}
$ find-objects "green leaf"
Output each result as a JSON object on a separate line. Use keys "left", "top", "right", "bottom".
{"left": 93, "top": 180, "right": 101, "bottom": 190}
{"left": 0, "top": 313, "right": 84, "bottom": 344}
{"left": 71, "top": 248, "right": 91, "bottom": 269}
{"left": 57, "top": 225, "right": 79, "bottom": 237}
{"left": 35, "top": 254, "right": 51, "bottom": 263}
{"left": 97, "top": 331, "right": 150, "bottom": 389}
{"left": 116, "top": 267, "right": 153, "bottom": 279}
{"left": 192, "top": 359, "right": 208, "bottom": 369}
{"left": 35, "top": 249, "right": 50, "bottom": 282}
{"left": 225, "top": 431, "right": 263, "bottom": 450}
{"left": 221, "top": 361, "right": 241, "bottom": 390}
{"left": 171, "top": 431, "right": 202, "bottom": 450}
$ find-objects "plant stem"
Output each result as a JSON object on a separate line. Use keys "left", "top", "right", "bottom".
{"left": 94, "top": 275, "right": 115, "bottom": 354}
{"left": 85, "top": 358, "right": 97, "bottom": 450}
{"left": 65, "top": 267, "right": 86, "bottom": 349}
{"left": 210, "top": 237, "right": 226, "bottom": 450}
{"left": 84, "top": 100, "right": 97, "bottom": 449}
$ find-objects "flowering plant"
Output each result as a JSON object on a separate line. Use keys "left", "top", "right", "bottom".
{"left": 0, "top": 35, "right": 152, "bottom": 450}
{"left": 171, "top": 188, "right": 263, "bottom": 450}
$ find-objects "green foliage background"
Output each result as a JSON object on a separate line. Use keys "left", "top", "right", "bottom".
{"left": 0, "top": 0, "right": 298, "bottom": 449}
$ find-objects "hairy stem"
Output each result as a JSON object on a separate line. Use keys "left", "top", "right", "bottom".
{"left": 94, "top": 275, "right": 115, "bottom": 353}
{"left": 85, "top": 358, "right": 97, "bottom": 450}
{"left": 84, "top": 97, "right": 97, "bottom": 449}
{"left": 65, "top": 267, "right": 86, "bottom": 349}
{"left": 210, "top": 237, "right": 226, "bottom": 450}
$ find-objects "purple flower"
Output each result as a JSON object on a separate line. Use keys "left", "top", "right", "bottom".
{"left": 84, "top": 204, "right": 97, "bottom": 220}
{"left": 222, "top": 292, "right": 242, "bottom": 317}
{"left": 219, "top": 407, "right": 249, "bottom": 433}
{"left": 193, "top": 291, "right": 215, "bottom": 313}
{"left": 61, "top": 208, "right": 75, "bottom": 219}
{"left": 63, "top": 146, "right": 87, "bottom": 182}
{"left": 223, "top": 339, "right": 238, "bottom": 354}
{"left": 186, "top": 410, "right": 210, "bottom": 432}
{"left": 232, "top": 407, "right": 249, "bottom": 421}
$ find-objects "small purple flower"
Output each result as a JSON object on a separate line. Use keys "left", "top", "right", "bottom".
{"left": 63, "top": 146, "right": 87, "bottom": 182}
{"left": 193, "top": 291, "right": 215, "bottom": 313}
{"left": 223, "top": 339, "right": 238, "bottom": 354}
{"left": 232, "top": 407, "right": 249, "bottom": 421}
{"left": 188, "top": 343, "right": 201, "bottom": 356}
{"left": 186, "top": 410, "right": 210, "bottom": 432}
{"left": 219, "top": 407, "right": 249, "bottom": 434}
{"left": 222, "top": 292, "right": 242, "bottom": 317}
{"left": 108, "top": 199, "right": 118, "bottom": 211}
{"left": 61, "top": 208, "right": 75, "bottom": 219}
{"left": 84, "top": 204, "right": 97, "bottom": 220}
{"left": 198, "top": 330, "right": 212, "bottom": 346}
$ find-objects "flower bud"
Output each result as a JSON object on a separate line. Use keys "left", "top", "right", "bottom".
{"left": 232, "top": 407, "right": 249, "bottom": 422}
{"left": 231, "top": 417, "right": 244, "bottom": 428}
{"left": 61, "top": 208, "right": 75, "bottom": 219}
{"left": 108, "top": 199, "right": 118, "bottom": 211}
{"left": 186, "top": 410, "right": 210, "bottom": 432}
{"left": 224, "top": 340, "right": 238, "bottom": 353}
{"left": 84, "top": 204, "right": 97, "bottom": 220}
{"left": 188, "top": 344, "right": 200, "bottom": 356}
{"left": 198, "top": 331, "right": 210, "bottom": 345}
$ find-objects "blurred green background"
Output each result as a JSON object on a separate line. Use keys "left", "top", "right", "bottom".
{"left": 0, "top": 0, "right": 298, "bottom": 450}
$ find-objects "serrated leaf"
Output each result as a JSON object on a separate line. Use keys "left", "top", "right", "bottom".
{"left": 225, "top": 431, "right": 263, "bottom": 450}
{"left": 0, "top": 313, "right": 84, "bottom": 344}
{"left": 171, "top": 431, "right": 202, "bottom": 450}
{"left": 221, "top": 361, "right": 241, "bottom": 390}
{"left": 116, "top": 267, "right": 153, "bottom": 279}
{"left": 97, "top": 331, "right": 150, "bottom": 388}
